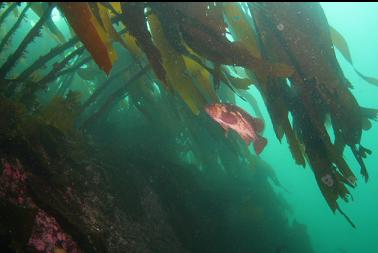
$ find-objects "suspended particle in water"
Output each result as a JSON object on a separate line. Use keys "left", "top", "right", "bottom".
{"left": 321, "top": 174, "right": 334, "bottom": 187}
{"left": 277, "top": 23, "right": 284, "bottom": 31}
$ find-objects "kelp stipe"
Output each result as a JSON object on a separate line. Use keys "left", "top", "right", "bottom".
{"left": 0, "top": 4, "right": 31, "bottom": 54}
{"left": 0, "top": 3, "right": 53, "bottom": 79}
{"left": 17, "top": 36, "right": 80, "bottom": 82}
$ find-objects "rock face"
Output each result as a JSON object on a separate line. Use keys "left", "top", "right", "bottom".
{"left": 0, "top": 98, "right": 314, "bottom": 253}
{"left": 0, "top": 99, "right": 184, "bottom": 253}
{"left": 0, "top": 143, "right": 186, "bottom": 253}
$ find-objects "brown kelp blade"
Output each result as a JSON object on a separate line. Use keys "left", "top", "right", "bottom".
{"left": 330, "top": 25, "right": 378, "bottom": 86}
{"left": 154, "top": 2, "right": 294, "bottom": 80}
{"left": 120, "top": 2, "right": 167, "bottom": 85}
{"left": 223, "top": 2, "right": 261, "bottom": 59}
{"left": 58, "top": 3, "right": 117, "bottom": 74}
{"left": 181, "top": 22, "right": 293, "bottom": 80}
{"left": 148, "top": 14, "right": 207, "bottom": 115}
{"left": 250, "top": 2, "right": 374, "bottom": 227}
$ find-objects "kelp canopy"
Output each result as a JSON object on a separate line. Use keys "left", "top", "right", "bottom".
{"left": 0, "top": 2, "right": 377, "bottom": 232}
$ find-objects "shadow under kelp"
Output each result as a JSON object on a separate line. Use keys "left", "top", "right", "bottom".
{"left": 88, "top": 99, "right": 314, "bottom": 253}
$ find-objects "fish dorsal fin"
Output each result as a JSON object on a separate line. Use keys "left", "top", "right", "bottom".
{"left": 224, "top": 103, "right": 264, "bottom": 132}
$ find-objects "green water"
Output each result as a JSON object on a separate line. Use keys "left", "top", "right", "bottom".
{"left": 1, "top": 3, "right": 378, "bottom": 253}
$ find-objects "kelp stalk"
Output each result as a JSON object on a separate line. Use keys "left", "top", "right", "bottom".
{"left": 55, "top": 52, "right": 88, "bottom": 98}
{"left": 0, "top": 3, "right": 18, "bottom": 27}
{"left": 17, "top": 36, "right": 80, "bottom": 82}
{"left": 47, "top": 55, "right": 92, "bottom": 83}
{"left": 81, "top": 61, "right": 137, "bottom": 111}
{"left": 0, "top": 3, "right": 31, "bottom": 54}
{"left": 56, "top": 70, "right": 76, "bottom": 97}
{"left": 37, "top": 46, "right": 85, "bottom": 85}
{"left": 0, "top": 3, "right": 53, "bottom": 79}
{"left": 80, "top": 64, "right": 151, "bottom": 129}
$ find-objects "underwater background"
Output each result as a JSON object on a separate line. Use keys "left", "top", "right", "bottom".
{"left": 0, "top": 2, "right": 378, "bottom": 253}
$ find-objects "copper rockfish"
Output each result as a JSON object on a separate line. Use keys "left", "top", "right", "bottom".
{"left": 205, "top": 103, "right": 267, "bottom": 155}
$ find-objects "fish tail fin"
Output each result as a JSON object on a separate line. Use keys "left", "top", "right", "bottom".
{"left": 254, "top": 136, "right": 267, "bottom": 155}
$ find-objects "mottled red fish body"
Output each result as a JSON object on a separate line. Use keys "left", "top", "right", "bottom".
{"left": 205, "top": 103, "right": 267, "bottom": 154}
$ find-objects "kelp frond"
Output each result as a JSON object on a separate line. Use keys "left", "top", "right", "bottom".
{"left": 0, "top": 3, "right": 31, "bottom": 54}
{"left": 0, "top": 2, "right": 18, "bottom": 27}
{"left": 81, "top": 60, "right": 137, "bottom": 111}
{"left": 80, "top": 64, "right": 151, "bottom": 129}
{"left": 38, "top": 46, "right": 85, "bottom": 85}
{"left": 0, "top": 3, "right": 53, "bottom": 79}
{"left": 17, "top": 36, "right": 80, "bottom": 82}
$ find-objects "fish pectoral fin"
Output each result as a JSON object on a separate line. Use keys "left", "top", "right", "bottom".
{"left": 244, "top": 136, "right": 251, "bottom": 146}
{"left": 253, "top": 136, "right": 267, "bottom": 155}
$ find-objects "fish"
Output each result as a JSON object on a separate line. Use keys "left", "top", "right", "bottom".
{"left": 205, "top": 103, "right": 267, "bottom": 154}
